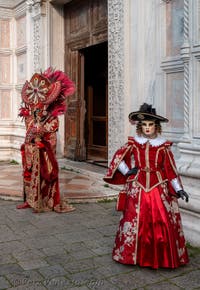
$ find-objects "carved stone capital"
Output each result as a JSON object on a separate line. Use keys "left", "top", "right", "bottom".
{"left": 26, "top": 0, "right": 46, "bottom": 14}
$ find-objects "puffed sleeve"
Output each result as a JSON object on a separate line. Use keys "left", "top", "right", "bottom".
{"left": 103, "top": 143, "right": 132, "bottom": 185}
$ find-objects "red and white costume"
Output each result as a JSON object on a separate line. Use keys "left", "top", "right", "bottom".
{"left": 104, "top": 135, "right": 189, "bottom": 268}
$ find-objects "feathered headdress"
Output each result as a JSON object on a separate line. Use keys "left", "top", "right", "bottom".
{"left": 19, "top": 67, "right": 75, "bottom": 118}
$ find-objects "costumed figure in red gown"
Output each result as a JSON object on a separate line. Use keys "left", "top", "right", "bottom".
{"left": 17, "top": 67, "right": 75, "bottom": 213}
{"left": 104, "top": 103, "right": 189, "bottom": 269}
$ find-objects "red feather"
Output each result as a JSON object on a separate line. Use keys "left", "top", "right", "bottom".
{"left": 43, "top": 67, "right": 75, "bottom": 98}
{"left": 51, "top": 103, "right": 67, "bottom": 117}
{"left": 19, "top": 107, "right": 30, "bottom": 117}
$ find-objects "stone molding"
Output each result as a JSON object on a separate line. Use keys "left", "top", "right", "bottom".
{"left": 161, "top": 57, "right": 184, "bottom": 72}
{"left": 14, "top": 2, "right": 26, "bottom": 18}
{"left": 107, "top": 0, "right": 125, "bottom": 161}
{"left": 0, "top": 8, "right": 13, "bottom": 18}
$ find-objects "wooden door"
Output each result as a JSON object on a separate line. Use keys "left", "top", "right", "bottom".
{"left": 64, "top": 0, "right": 108, "bottom": 161}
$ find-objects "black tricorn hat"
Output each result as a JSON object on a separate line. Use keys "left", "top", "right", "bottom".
{"left": 129, "top": 103, "right": 169, "bottom": 123}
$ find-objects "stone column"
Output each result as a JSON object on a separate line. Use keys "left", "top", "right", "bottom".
{"left": 180, "top": 0, "right": 190, "bottom": 140}
{"left": 26, "top": 0, "right": 48, "bottom": 73}
{"left": 176, "top": 0, "right": 200, "bottom": 246}
{"left": 107, "top": 0, "right": 126, "bottom": 161}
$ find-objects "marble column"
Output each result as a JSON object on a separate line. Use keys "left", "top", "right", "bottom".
{"left": 27, "top": 0, "right": 48, "bottom": 73}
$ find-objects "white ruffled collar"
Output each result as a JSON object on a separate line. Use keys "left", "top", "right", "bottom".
{"left": 134, "top": 135, "right": 166, "bottom": 147}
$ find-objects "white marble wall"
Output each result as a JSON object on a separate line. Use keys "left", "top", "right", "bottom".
{"left": 0, "top": 0, "right": 66, "bottom": 161}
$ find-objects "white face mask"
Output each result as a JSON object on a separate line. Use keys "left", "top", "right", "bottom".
{"left": 141, "top": 120, "right": 156, "bottom": 138}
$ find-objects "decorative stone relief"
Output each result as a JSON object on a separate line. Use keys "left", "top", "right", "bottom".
{"left": 26, "top": 0, "right": 45, "bottom": 12}
{"left": 27, "top": 0, "right": 46, "bottom": 72}
{"left": 33, "top": 19, "right": 41, "bottom": 71}
{"left": 180, "top": 0, "right": 190, "bottom": 136}
{"left": 108, "top": 0, "right": 125, "bottom": 161}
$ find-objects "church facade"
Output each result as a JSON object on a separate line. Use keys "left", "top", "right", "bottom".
{"left": 0, "top": 0, "right": 200, "bottom": 245}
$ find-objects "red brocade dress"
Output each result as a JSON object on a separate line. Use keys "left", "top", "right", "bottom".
{"left": 21, "top": 115, "right": 73, "bottom": 213}
{"left": 104, "top": 135, "right": 189, "bottom": 269}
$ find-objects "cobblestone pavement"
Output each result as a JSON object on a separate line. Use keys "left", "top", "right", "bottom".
{"left": 0, "top": 198, "right": 200, "bottom": 290}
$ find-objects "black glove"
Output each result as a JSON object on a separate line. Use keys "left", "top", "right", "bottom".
{"left": 177, "top": 190, "right": 189, "bottom": 203}
{"left": 126, "top": 167, "right": 138, "bottom": 176}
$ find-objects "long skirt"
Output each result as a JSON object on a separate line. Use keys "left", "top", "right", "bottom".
{"left": 112, "top": 182, "right": 189, "bottom": 269}
{"left": 21, "top": 141, "right": 74, "bottom": 213}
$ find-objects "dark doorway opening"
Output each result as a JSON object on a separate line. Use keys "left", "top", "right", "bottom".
{"left": 81, "top": 42, "right": 108, "bottom": 166}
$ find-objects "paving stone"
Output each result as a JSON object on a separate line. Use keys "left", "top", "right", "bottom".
{"left": 0, "top": 264, "right": 23, "bottom": 276}
{"left": 7, "top": 284, "right": 47, "bottom": 290}
{"left": 6, "top": 270, "right": 44, "bottom": 287}
{"left": 159, "top": 263, "right": 198, "bottom": 279}
{"left": 0, "top": 225, "right": 19, "bottom": 242}
{"left": 64, "top": 242, "right": 91, "bottom": 253}
{"left": 18, "top": 259, "right": 49, "bottom": 271}
{"left": 63, "top": 259, "right": 99, "bottom": 274}
{"left": 144, "top": 280, "right": 183, "bottom": 290}
{"left": 108, "top": 269, "right": 164, "bottom": 289}
{"left": 12, "top": 249, "right": 46, "bottom": 262}
{"left": 88, "top": 255, "right": 114, "bottom": 267}
{"left": 170, "top": 269, "right": 200, "bottom": 289}
{"left": 89, "top": 245, "right": 112, "bottom": 255}
{"left": 96, "top": 224, "right": 119, "bottom": 237}
{"left": 71, "top": 249, "right": 97, "bottom": 260}
{"left": 43, "top": 276, "right": 72, "bottom": 289}
{"left": 0, "top": 276, "right": 11, "bottom": 289}
{"left": 69, "top": 269, "right": 104, "bottom": 287}
{"left": 41, "top": 246, "right": 67, "bottom": 257}
{"left": 57, "top": 229, "right": 102, "bottom": 244}
{"left": 0, "top": 254, "right": 17, "bottom": 265}
{"left": 66, "top": 286, "right": 89, "bottom": 290}
{"left": 38, "top": 265, "right": 68, "bottom": 279}
{"left": 0, "top": 241, "right": 29, "bottom": 255}
{"left": 85, "top": 237, "right": 114, "bottom": 251}
{"left": 87, "top": 279, "right": 120, "bottom": 290}
{"left": 96, "top": 262, "right": 136, "bottom": 277}
{"left": 45, "top": 253, "right": 74, "bottom": 265}
{"left": 22, "top": 236, "right": 64, "bottom": 249}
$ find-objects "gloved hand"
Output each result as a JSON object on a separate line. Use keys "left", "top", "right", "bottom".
{"left": 177, "top": 190, "right": 189, "bottom": 203}
{"left": 126, "top": 167, "right": 138, "bottom": 176}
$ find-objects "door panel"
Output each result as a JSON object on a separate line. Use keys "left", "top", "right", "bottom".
{"left": 64, "top": 0, "right": 107, "bottom": 161}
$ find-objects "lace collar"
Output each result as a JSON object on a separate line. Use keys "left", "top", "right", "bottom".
{"left": 134, "top": 135, "right": 166, "bottom": 147}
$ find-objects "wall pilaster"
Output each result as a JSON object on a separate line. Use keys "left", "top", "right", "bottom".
{"left": 27, "top": 0, "right": 48, "bottom": 72}
{"left": 107, "top": 0, "right": 126, "bottom": 161}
